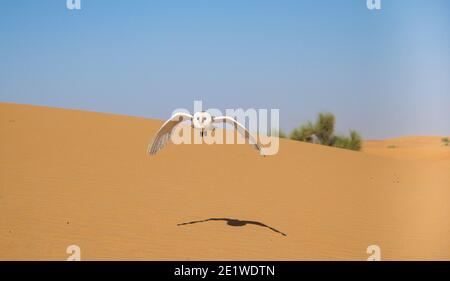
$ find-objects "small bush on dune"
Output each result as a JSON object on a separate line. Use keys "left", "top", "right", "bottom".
{"left": 290, "top": 121, "right": 315, "bottom": 142}
{"left": 442, "top": 137, "right": 449, "bottom": 146}
{"left": 289, "top": 113, "right": 362, "bottom": 151}
{"left": 314, "top": 113, "right": 335, "bottom": 146}
{"left": 332, "top": 130, "right": 362, "bottom": 151}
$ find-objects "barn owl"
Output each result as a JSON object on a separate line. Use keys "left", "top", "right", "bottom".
{"left": 148, "top": 111, "right": 264, "bottom": 156}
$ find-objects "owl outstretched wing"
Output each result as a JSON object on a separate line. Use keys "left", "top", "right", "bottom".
{"left": 148, "top": 112, "right": 193, "bottom": 155}
{"left": 213, "top": 116, "right": 264, "bottom": 156}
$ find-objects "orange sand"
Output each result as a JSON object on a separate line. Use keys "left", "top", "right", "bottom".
{"left": 1, "top": 103, "right": 449, "bottom": 260}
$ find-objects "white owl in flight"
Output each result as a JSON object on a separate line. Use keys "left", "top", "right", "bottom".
{"left": 148, "top": 111, "right": 264, "bottom": 156}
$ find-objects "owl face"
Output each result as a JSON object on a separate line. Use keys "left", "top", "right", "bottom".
{"left": 193, "top": 111, "right": 213, "bottom": 129}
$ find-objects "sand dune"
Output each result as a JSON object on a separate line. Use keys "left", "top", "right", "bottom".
{"left": 1, "top": 103, "right": 449, "bottom": 260}
{"left": 364, "top": 137, "right": 450, "bottom": 161}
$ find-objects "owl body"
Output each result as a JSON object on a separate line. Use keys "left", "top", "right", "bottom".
{"left": 192, "top": 112, "right": 215, "bottom": 135}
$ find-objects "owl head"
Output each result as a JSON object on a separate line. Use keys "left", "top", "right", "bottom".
{"left": 193, "top": 111, "right": 213, "bottom": 129}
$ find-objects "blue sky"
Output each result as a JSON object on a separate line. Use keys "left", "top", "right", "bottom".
{"left": 0, "top": 0, "right": 449, "bottom": 139}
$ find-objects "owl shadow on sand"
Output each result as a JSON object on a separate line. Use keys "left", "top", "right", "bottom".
{"left": 177, "top": 218, "right": 287, "bottom": 237}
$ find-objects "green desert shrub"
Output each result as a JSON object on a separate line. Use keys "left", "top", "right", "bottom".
{"left": 289, "top": 113, "right": 362, "bottom": 151}
{"left": 289, "top": 121, "right": 315, "bottom": 142}
{"left": 442, "top": 137, "right": 449, "bottom": 146}
{"left": 332, "top": 130, "right": 362, "bottom": 151}
{"left": 314, "top": 113, "right": 335, "bottom": 145}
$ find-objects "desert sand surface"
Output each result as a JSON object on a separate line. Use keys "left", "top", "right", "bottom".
{"left": 364, "top": 137, "right": 450, "bottom": 161}
{"left": 1, "top": 102, "right": 449, "bottom": 260}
